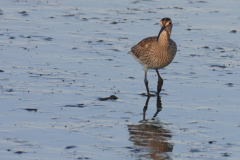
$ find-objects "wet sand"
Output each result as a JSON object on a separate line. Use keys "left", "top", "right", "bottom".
{"left": 0, "top": 0, "right": 240, "bottom": 159}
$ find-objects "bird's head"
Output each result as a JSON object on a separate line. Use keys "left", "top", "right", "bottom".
{"left": 157, "top": 18, "right": 173, "bottom": 41}
{"left": 160, "top": 18, "right": 172, "bottom": 36}
{"left": 160, "top": 18, "right": 172, "bottom": 28}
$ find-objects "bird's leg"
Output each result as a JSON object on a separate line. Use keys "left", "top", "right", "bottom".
{"left": 144, "top": 69, "right": 150, "bottom": 97}
{"left": 156, "top": 69, "right": 163, "bottom": 94}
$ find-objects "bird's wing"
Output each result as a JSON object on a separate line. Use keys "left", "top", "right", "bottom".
{"left": 131, "top": 37, "right": 157, "bottom": 58}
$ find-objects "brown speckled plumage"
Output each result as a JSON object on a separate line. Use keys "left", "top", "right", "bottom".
{"left": 129, "top": 18, "right": 177, "bottom": 96}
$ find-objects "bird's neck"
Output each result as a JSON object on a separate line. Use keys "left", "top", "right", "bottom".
{"left": 158, "top": 30, "right": 170, "bottom": 46}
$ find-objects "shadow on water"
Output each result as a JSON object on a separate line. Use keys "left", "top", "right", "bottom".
{"left": 127, "top": 95, "right": 173, "bottom": 160}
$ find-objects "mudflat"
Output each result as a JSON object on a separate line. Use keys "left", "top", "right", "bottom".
{"left": 0, "top": 0, "right": 239, "bottom": 159}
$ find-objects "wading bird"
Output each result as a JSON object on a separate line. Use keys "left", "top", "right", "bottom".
{"left": 128, "top": 18, "right": 177, "bottom": 97}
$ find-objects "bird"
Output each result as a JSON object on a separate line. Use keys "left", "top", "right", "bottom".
{"left": 128, "top": 17, "right": 177, "bottom": 97}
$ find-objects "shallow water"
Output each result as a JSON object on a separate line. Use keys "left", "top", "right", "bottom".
{"left": 0, "top": 0, "right": 240, "bottom": 159}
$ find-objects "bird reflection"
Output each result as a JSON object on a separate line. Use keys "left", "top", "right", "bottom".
{"left": 143, "top": 94, "right": 162, "bottom": 121}
{"left": 127, "top": 95, "right": 173, "bottom": 160}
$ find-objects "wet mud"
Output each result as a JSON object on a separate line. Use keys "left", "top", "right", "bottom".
{"left": 1, "top": 0, "right": 240, "bottom": 160}
{"left": 98, "top": 95, "right": 118, "bottom": 101}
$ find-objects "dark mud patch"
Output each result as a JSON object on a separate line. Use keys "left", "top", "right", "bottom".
{"left": 85, "top": 40, "right": 92, "bottom": 44}
{"left": 208, "top": 141, "right": 216, "bottom": 144}
{"left": 118, "top": 37, "right": 128, "bottom": 40}
{"left": 210, "top": 65, "right": 226, "bottom": 69}
{"left": 174, "top": 7, "right": 184, "bottom": 9}
{"left": 97, "top": 40, "right": 104, "bottom": 42}
{"left": 148, "top": 11, "right": 156, "bottom": 13}
{"left": 221, "top": 55, "right": 233, "bottom": 58}
{"left": 196, "top": 1, "right": 207, "bottom": 3}
{"left": 21, "top": 47, "right": 28, "bottom": 50}
{"left": 9, "top": 36, "right": 15, "bottom": 39}
{"left": 225, "top": 83, "right": 233, "bottom": 87}
{"left": 65, "top": 145, "right": 77, "bottom": 149}
{"left": 124, "top": 146, "right": 135, "bottom": 150}
{"left": 42, "top": 37, "right": 53, "bottom": 41}
{"left": 24, "top": 108, "right": 38, "bottom": 112}
{"left": 6, "top": 89, "right": 13, "bottom": 92}
{"left": 51, "top": 117, "right": 61, "bottom": 119}
{"left": 189, "top": 54, "right": 201, "bottom": 57}
{"left": 128, "top": 77, "right": 135, "bottom": 79}
{"left": 190, "top": 148, "right": 201, "bottom": 152}
{"left": 62, "top": 14, "right": 75, "bottom": 17}
{"left": 98, "top": 95, "right": 118, "bottom": 101}
{"left": 186, "top": 28, "right": 201, "bottom": 31}
{"left": 221, "top": 152, "right": 231, "bottom": 157}
{"left": 77, "top": 157, "right": 90, "bottom": 159}
{"left": 230, "top": 30, "right": 237, "bottom": 33}
{"left": 189, "top": 72, "right": 196, "bottom": 74}
{"left": 202, "top": 46, "right": 209, "bottom": 49}
{"left": 157, "top": 6, "right": 183, "bottom": 10}
{"left": 14, "top": 151, "right": 27, "bottom": 154}
{"left": 19, "top": 11, "right": 28, "bottom": 16}
{"left": 90, "top": 17, "right": 100, "bottom": 20}
{"left": 64, "top": 104, "right": 85, "bottom": 108}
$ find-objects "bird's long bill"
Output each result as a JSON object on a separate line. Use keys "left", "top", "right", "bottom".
{"left": 157, "top": 26, "right": 166, "bottom": 41}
